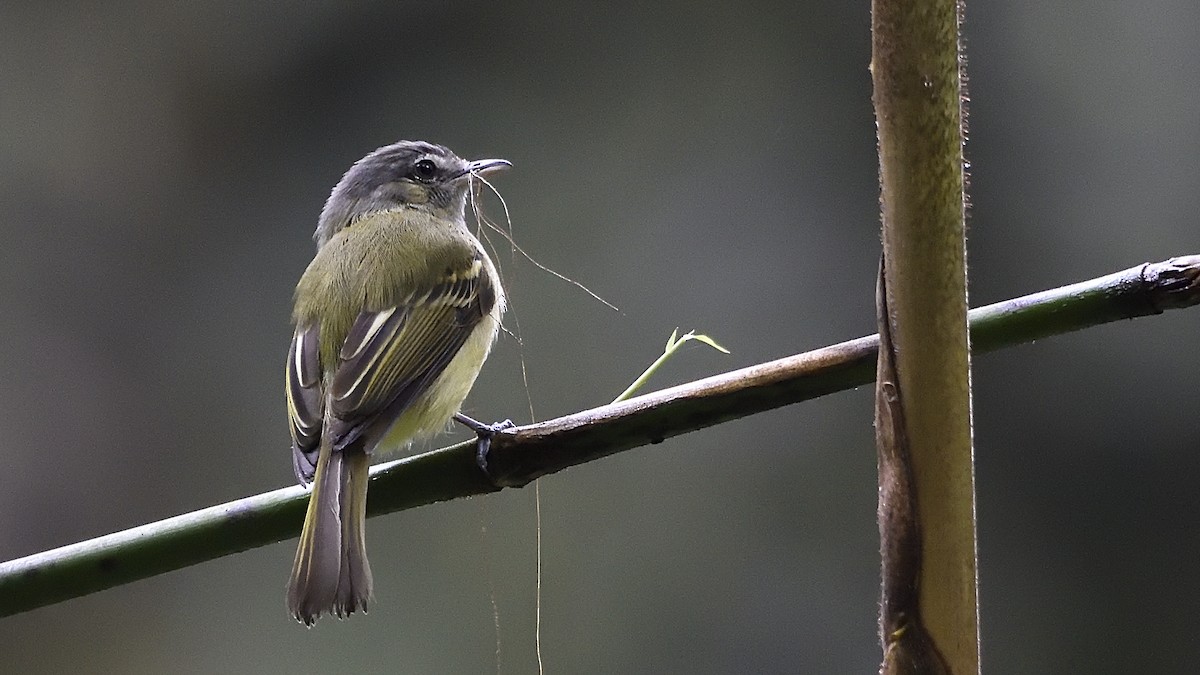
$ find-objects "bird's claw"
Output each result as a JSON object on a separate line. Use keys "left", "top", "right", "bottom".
{"left": 453, "top": 413, "right": 515, "bottom": 477}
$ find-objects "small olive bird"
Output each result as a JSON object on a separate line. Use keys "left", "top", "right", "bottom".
{"left": 285, "top": 141, "right": 508, "bottom": 625}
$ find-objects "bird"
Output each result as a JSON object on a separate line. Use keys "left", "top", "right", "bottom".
{"left": 284, "top": 140, "right": 508, "bottom": 625}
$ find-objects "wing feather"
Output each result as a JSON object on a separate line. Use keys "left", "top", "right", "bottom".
{"left": 287, "top": 324, "right": 325, "bottom": 483}
{"left": 325, "top": 253, "right": 496, "bottom": 453}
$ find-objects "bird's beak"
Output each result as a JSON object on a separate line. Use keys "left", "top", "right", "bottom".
{"left": 467, "top": 158, "right": 512, "bottom": 177}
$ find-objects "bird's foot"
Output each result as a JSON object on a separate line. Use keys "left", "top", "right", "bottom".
{"left": 453, "top": 413, "right": 515, "bottom": 477}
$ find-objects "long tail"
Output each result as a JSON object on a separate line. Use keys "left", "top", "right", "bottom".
{"left": 336, "top": 451, "right": 373, "bottom": 614}
{"left": 286, "top": 443, "right": 373, "bottom": 625}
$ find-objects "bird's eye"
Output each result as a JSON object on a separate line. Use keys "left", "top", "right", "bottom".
{"left": 412, "top": 158, "right": 438, "bottom": 181}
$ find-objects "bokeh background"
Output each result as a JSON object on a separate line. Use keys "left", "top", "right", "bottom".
{"left": 2, "top": 2, "right": 1197, "bottom": 673}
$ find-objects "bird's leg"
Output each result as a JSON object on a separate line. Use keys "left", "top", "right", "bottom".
{"left": 453, "top": 413, "right": 515, "bottom": 477}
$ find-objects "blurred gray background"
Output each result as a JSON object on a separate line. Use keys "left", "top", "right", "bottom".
{"left": 1, "top": 2, "right": 1197, "bottom": 673}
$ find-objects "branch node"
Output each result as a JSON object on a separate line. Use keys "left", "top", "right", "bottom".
{"left": 1145, "top": 255, "right": 1200, "bottom": 311}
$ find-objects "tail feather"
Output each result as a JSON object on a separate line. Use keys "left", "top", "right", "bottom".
{"left": 335, "top": 451, "right": 373, "bottom": 616}
{"left": 287, "top": 444, "right": 373, "bottom": 625}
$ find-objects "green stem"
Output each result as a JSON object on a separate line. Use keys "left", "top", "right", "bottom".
{"left": 612, "top": 330, "right": 728, "bottom": 404}
{"left": 0, "top": 255, "right": 1196, "bottom": 618}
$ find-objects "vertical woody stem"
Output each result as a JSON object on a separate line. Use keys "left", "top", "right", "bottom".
{"left": 871, "top": 0, "right": 979, "bottom": 673}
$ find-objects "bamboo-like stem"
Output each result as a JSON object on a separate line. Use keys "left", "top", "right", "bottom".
{"left": 871, "top": 0, "right": 974, "bottom": 670}
{"left": 0, "top": 256, "right": 1196, "bottom": 619}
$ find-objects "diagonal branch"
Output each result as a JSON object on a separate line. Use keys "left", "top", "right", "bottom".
{"left": 0, "top": 255, "right": 1196, "bottom": 618}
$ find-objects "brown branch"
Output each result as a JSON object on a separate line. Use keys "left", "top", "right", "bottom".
{"left": 0, "top": 256, "right": 1196, "bottom": 618}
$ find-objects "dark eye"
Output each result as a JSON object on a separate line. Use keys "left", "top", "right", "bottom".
{"left": 412, "top": 158, "right": 438, "bottom": 181}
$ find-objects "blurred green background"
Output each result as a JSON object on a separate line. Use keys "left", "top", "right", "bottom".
{"left": 1, "top": 2, "right": 1197, "bottom": 673}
